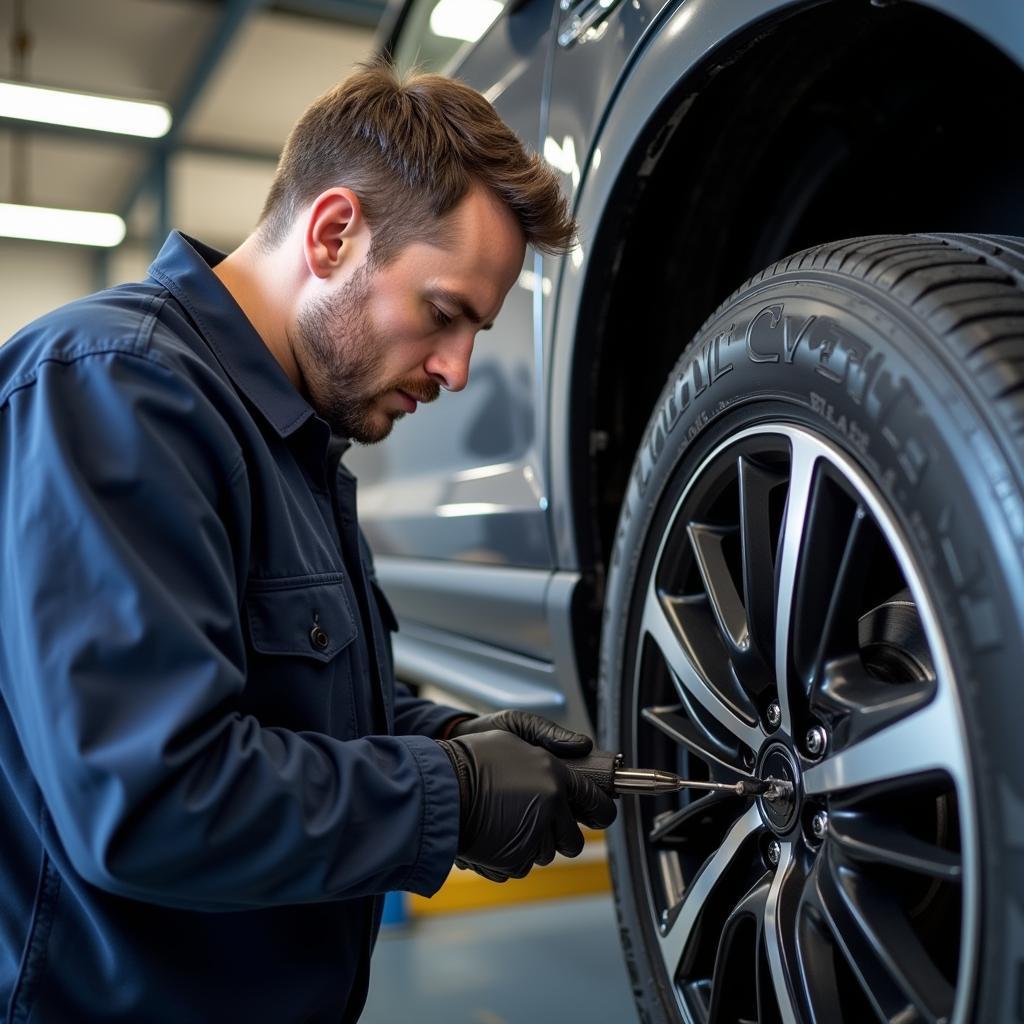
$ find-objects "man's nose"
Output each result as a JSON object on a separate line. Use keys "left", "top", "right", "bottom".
{"left": 425, "top": 330, "right": 475, "bottom": 393}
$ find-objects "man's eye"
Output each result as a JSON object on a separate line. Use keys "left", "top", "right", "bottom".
{"left": 431, "top": 305, "right": 453, "bottom": 328}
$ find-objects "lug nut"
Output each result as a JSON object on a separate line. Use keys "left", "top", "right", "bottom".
{"left": 766, "top": 839, "right": 781, "bottom": 866}
{"left": 766, "top": 702, "right": 781, "bottom": 729}
{"left": 660, "top": 908, "right": 670, "bottom": 931}
{"left": 805, "top": 726, "right": 828, "bottom": 757}
{"left": 811, "top": 811, "right": 829, "bottom": 840}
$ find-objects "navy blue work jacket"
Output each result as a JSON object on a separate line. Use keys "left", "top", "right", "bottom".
{"left": 0, "top": 232, "right": 461, "bottom": 1022}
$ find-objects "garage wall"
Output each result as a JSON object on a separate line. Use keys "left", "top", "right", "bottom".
{"left": 0, "top": 240, "right": 163, "bottom": 343}
{"left": 0, "top": 240, "right": 94, "bottom": 342}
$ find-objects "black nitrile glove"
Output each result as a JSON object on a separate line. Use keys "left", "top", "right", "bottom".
{"left": 437, "top": 730, "right": 616, "bottom": 882}
{"left": 449, "top": 709, "right": 594, "bottom": 758}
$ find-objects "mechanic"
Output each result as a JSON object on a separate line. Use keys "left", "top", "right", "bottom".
{"left": 0, "top": 62, "right": 616, "bottom": 1023}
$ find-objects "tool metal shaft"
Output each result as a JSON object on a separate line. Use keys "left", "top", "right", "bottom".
{"left": 611, "top": 768, "right": 750, "bottom": 795}
{"left": 564, "top": 750, "right": 795, "bottom": 801}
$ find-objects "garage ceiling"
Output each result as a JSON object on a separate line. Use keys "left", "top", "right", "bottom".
{"left": 0, "top": 0, "right": 381, "bottom": 255}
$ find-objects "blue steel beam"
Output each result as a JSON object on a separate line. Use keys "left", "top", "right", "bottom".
{"left": 117, "top": 0, "right": 268, "bottom": 228}
{"left": 91, "top": 0, "right": 265, "bottom": 286}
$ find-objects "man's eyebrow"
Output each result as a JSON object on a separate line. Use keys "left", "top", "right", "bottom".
{"left": 431, "top": 288, "right": 494, "bottom": 330}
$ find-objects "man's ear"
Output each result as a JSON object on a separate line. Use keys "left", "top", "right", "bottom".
{"left": 302, "top": 188, "right": 366, "bottom": 280}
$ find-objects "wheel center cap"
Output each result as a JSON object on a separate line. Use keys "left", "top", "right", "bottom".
{"left": 757, "top": 743, "right": 801, "bottom": 834}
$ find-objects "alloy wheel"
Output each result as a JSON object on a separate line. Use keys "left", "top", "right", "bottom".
{"left": 626, "top": 423, "right": 977, "bottom": 1024}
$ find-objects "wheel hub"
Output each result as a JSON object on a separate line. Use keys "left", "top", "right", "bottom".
{"left": 757, "top": 742, "right": 801, "bottom": 834}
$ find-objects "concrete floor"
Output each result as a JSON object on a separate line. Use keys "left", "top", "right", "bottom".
{"left": 362, "top": 894, "right": 639, "bottom": 1024}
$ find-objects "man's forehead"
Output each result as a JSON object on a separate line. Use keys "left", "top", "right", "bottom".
{"left": 381, "top": 191, "right": 525, "bottom": 313}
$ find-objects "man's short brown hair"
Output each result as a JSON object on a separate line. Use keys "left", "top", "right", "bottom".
{"left": 257, "top": 61, "right": 576, "bottom": 264}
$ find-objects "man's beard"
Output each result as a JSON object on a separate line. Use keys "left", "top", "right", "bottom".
{"left": 293, "top": 263, "right": 439, "bottom": 444}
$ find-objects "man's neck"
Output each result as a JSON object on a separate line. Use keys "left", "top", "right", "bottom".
{"left": 213, "top": 236, "right": 303, "bottom": 390}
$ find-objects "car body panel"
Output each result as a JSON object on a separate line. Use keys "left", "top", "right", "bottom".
{"left": 377, "top": 558, "right": 593, "bottom": 726}
{"left": 375, "top": 556, "right": 557, "bottom": 659}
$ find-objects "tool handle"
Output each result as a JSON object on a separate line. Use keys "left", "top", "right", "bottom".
{"left": 563, "top": 749, "right": 622, "bottom": 797}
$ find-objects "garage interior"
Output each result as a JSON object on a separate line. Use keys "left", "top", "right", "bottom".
{"left": 3, "top": 0, "right": 1022, "bottom": 1021}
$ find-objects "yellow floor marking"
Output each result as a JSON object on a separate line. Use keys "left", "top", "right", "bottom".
{"left": 409, "top": 831, "right": 611, "bottom": 916}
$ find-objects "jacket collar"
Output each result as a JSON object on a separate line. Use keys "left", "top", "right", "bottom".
{"left": 148, "top": 231, "right": 315, "bottom": 439}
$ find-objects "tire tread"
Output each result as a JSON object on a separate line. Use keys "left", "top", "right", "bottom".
{"left": 706, "top": 233, "right": 1024, "bottom": 476}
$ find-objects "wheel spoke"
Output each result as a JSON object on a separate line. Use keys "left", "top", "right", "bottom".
{"left": 810, "top": 654, "right": 934, "bottom": 750}
{"left": 688, "top": 522, "right": 747, "bottom": 651}
{"left": 793, "top": 891, "right": 847, "bottom": 1024}
{"left": 803, "top": 505, "right": 875, "bottom": 695}
{"left": 786, "top": 475, "right": 862, "bottom": 694}
{"left": 668, "top": 596, "right": 762, "bottom": 733}
{"left": 803, "top": 693, "right": 965, "bottom": 796}
{"left": 790, "top": 856, "right": 888, "bottom": 1024}
{"left": 641, "top": 705, "right": 748, "bottom": 778}
{"left": 774, "top": 433, "right": 821, "bottom": 733}
{"left": 657, "top": 804, "right": 762, "bottom": 981}
{"left": 762, "top": 842, "right": 804, "bottom": 1024}
{"left": 738, "top": 455, "right": 786, "bottom": 667}
{"left": 828, "top": 811, "right": 961, "bottom": 881}
{"left": 707, "top": 875, "right": 772, "bottom": 1024}
{"left": 648, "top": 791, "right": 736, "bottom": 843}
{"left": 642, "top": 585, "right": 763, "bottom": 750}
{"left": 813, "top": 849, "right": 955, "bottom": 1023}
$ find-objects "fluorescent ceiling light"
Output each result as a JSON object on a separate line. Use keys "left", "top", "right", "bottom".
{"left": 0, "top": 203, "right": 126, "bottom": 247}
{"left": 429, "top": 0, "right": 503, "bottom": 42}
{"left": 0, "top": 81, "right": 171, "bottom": 138}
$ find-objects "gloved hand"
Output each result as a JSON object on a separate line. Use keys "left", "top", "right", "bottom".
{"left": 437, "top": 730, "right": 617, "bottom": 882}
{"left": 448, "top": 709, "right": 594, "bottom": 758}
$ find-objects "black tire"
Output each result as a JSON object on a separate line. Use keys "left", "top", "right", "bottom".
{"left": 599, "top": 233, "right": 1024, "bottom": 1024}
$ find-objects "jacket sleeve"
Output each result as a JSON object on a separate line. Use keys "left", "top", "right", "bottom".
{"left": 0, "top": 346, "right": 458, "bottom": 911}
{"left": 394, "top": 683, "right": 472, "bottom": 738}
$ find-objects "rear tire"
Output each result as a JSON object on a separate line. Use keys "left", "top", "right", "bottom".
{"left": 599, "top": 234, "right": 1024, "bottom": 1023}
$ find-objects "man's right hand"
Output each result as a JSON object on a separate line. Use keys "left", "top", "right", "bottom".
{"left": 437, "top": 730, "right": 616, "bottom": 882}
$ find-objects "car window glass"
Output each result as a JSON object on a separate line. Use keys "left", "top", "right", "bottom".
{"left": 392, "top": 0, "right": 505, "bottom": 73}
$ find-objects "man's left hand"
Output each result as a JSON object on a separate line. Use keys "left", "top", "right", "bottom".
{"left": 449, "top": 710, "right": 593, "bottom": 758}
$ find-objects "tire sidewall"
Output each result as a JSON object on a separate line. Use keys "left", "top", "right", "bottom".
{"left": 599, "top": 270, "right": 1024, "bottom": 1024}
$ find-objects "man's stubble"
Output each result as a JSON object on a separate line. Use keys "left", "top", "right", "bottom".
{"left": 293, "top": 261, "right": 439, "bottom": 443}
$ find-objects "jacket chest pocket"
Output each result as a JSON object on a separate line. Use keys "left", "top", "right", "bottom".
{"left": 242, "top": 574, "right": 361, "bottom": 736}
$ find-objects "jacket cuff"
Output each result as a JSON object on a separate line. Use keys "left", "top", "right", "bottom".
{"left": 436, "top": 713, "right": 476, "bottom": 740}
{"left": 399, "top": 734, "right": 460, "bottom": 897}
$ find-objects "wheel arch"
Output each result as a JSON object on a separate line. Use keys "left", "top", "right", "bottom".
{"left": 549, "top": 0, "right": 1024, "bottom": 706}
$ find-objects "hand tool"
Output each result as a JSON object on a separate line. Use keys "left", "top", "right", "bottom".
{"left": 565, "top": 750, "right": 794, "bottom": 803}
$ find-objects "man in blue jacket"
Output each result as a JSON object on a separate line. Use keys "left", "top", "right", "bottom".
{"left": 0, "top": 63, "right": 615, "bottom": 1022}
